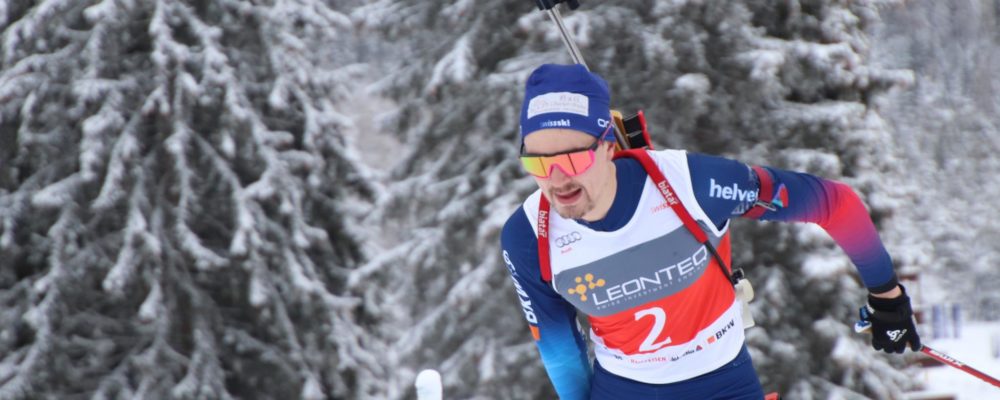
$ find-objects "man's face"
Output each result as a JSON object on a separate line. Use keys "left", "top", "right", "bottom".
{"left": 522, "top": 129, "right": 615, "bottom": 220}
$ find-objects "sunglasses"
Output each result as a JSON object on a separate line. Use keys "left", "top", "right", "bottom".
{"left": 519, "top": 127, "right": 613, "bottom": 178}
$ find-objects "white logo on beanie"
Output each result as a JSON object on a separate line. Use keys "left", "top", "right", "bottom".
{"left": 540, "top": 119, "right": 572, "bottom": 128}
{"left": 527, "top": 92, "right": 589, "bottom": 119}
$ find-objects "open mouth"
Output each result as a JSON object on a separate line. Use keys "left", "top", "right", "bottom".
{"left": 553, "top": 187, "right": 583, "bottom": 205}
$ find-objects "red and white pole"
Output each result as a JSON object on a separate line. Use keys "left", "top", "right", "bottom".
{"left": 920, "top": 345, "right": 1000, "bottom": 389}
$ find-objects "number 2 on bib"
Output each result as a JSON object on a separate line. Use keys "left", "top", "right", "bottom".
{"left": 635, "top": 307, "right": 672, "bottom": 352}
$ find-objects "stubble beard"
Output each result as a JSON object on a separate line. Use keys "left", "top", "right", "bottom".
{"left": 550, "top": 186, "right": 594, "bottom": 220}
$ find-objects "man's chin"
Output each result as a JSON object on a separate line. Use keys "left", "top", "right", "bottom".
{"left": 554, "top": 204, "right": 590, "bottom": 220}
{"left": 546, "top": 189, "right": 593, "bottom": 220}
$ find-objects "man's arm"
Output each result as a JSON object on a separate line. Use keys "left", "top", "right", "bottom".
{"left": 747, "top": 166, "right": 899, "bottom": 292}
{"left": 501, "top": 209, "right": 591, "bottom": 399}
{"left": 686, "top": 152, "right": 898, "bottom": 293}
{"left": 687, "top": 152, "right": 920, "bottom": 353}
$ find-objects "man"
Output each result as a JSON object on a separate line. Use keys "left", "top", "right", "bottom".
{"left": 500, "top": 64, "right": 921, "bottom": 399}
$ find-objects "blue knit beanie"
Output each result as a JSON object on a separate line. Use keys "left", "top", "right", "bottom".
{"left": 520, "top": 64, "right": 612, "bottom": 140}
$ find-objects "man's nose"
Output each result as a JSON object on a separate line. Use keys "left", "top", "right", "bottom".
{"left": 548, "top": 165, "right": 571, "bottom": 183}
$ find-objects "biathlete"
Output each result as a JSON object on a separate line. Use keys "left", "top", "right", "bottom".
{"left": 501, "top": 64, "right": 921, "bottom": 399}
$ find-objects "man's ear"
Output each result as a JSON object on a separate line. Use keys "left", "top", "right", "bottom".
{"left": 601, "top": 141, "right": 616, "bottom": 160}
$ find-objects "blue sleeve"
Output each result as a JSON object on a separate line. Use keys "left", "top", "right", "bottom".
{"left": 687, "top": 153, "right": 898, "bottom": 293}
{"left": 687, "top": 152, "right": 759, "bottom": 229}
{"left": 750, "top": 167, "right": 898, "bottom": 292}
{"left": 502, "top": 209, "right": 592, "bottom": 400}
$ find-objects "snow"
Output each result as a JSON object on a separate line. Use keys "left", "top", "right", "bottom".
{"left": 737, "top": 49, "right": 786, "bottom": 81}
{"left": 674, "top": 73, "right": 711, "bottom": 94}
{"left": 907, "top": 321, "right": 1000, "bottom": 399}
{"left": 83, "top": 0, "right": 114, "bottom": 23}
{"left": 302, "top": 375, "right": 325, "bottom": 400}
{"left": 426, "top": 32, "right": 477, "bottom": 93}
{"left": 801, "top": 251, "right": 850, "bottom": 279}
{"left": 31, "top": 174, "right": 85, "bottom": 209}
{"left": 249, "top": 274, "right": 269, "bottom": 307}
{"left": 138, "top": 284, "right": 163, "bottom": 323}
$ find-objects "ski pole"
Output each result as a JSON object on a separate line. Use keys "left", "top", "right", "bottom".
{"left": 531, "top": 0, "right": 653, "bottom": 150}
{"left": 855, "top": 308, "right": 1000, "bottom": 389}
{"left": 534, "top": 0, "right": 589, "bottom": 70}
{"left": 919, "top": 345, "right": 1000, "bottom": 389}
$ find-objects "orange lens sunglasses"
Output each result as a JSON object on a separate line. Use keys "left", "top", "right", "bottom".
{"left": 520, "top": 125, "right": 613, "bottom": 178}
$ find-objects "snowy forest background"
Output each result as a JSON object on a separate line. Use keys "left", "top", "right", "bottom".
{"left": 1, "top": 0, "right": 998, "bottom": 399}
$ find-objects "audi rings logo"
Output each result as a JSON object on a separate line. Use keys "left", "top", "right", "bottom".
{"left": 555, "top": 232, "right": 582, "bottom": 248}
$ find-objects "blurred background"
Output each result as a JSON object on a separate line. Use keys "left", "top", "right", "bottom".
{"left": 1, "top": 0, "right": 998, "bottom": 398}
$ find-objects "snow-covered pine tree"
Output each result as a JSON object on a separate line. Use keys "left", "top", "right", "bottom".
{"left": 1, "top": 1, "right": 373, "bottom": 398}
{"left": 873, "top": 0, "right": 1000, "bottom": 322}
{"left": 343, "top": 2, "right": 552, "bottom": 398}
{"left": 355, "top": 0, "right": 919, "bottom": 398}
{"left": 673, "top": 1, "right": 918, "bottom": 397}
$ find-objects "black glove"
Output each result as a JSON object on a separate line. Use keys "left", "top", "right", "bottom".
{"left": 863, "top": 285, "right": 922, "bottom": 354}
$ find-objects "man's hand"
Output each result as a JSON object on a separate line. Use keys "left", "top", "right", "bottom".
{"left": 863, "top": 285, "right": 922, "bottom": 354}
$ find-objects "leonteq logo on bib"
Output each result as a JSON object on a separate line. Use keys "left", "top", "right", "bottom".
{"left": 708, "top": 179, "right": 757, "bottom": 202}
